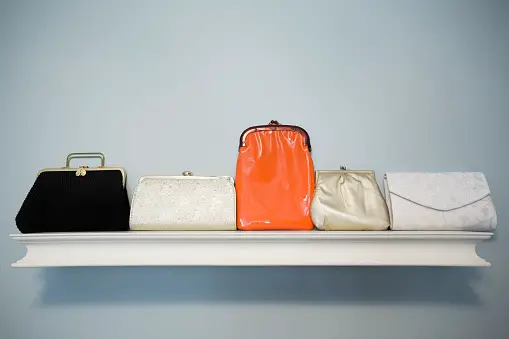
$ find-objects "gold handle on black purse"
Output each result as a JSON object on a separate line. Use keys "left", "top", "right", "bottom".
{"left": 65, "top": 152, "right": 105, "bottom": 168}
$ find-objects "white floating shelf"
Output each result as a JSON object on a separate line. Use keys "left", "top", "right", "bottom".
{"left": 10, "top": 231, "right": 493, "bottom": 267}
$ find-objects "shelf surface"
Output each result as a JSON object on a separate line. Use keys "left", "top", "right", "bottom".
{"left": 10, "top": 231, "right": 493, "bottom": 267}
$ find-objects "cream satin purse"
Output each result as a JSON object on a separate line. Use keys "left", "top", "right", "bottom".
{"left": 311, "top": 168, "right": 390, "bottom": 230}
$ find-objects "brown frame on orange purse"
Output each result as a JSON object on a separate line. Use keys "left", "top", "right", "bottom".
{"left": 235, "top": 120, "right": 315, "bottom": 231}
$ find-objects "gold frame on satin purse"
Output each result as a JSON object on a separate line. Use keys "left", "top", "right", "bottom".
{"left": 310, "top": 167, "right": 390, "bottom": 231}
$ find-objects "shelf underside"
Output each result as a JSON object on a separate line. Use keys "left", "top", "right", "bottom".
{"left": 10, "top": 231, "right": 493, "bottom": 267}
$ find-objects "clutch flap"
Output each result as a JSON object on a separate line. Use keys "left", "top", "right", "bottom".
{"left": 384, "top": 172, "right": 491, "bottom": 211}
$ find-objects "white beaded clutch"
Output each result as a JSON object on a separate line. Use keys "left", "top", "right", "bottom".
{"left": 129, "top": 171, "right": 236, "bottom": 231}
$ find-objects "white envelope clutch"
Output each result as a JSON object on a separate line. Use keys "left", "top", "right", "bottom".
{"left": 129, "top": 172, "right": 236, "bottom": 231}
{"left": 384, "top": 172, "right": 497, "bottom": 231}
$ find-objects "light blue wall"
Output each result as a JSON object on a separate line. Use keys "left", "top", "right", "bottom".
{"left": 1, "top": 1, "right": 508, "bottom": 338}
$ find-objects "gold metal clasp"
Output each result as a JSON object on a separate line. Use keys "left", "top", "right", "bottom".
{"left": 75, "top": 166, "right": 89, "bottom": 177}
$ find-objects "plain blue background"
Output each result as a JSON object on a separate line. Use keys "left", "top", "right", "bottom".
{"left": 1, "top": 1, "right": 508, "bottom": 338}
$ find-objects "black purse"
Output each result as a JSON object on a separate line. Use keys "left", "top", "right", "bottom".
{"left": 16, "top": 152, "right": 130, "bottom": 233}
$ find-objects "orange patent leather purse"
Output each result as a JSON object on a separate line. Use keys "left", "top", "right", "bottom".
{"left": 235, "top": 120, "right": 315, "bottom": 230}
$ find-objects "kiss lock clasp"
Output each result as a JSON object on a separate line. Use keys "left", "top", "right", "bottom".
{"left": 75, "top": 166, "right": 89, "bottom": 177}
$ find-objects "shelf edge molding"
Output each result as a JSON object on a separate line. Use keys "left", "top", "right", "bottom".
{"left": 10, "top": 231, "right": 494, "bottom": 268}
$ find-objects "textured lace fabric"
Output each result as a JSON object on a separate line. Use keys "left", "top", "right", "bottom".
{"left": 129, "top": 176, "right": 236, "bottom": 231}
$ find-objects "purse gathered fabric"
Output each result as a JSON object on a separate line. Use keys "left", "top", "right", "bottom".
{"left": 311, "top": 170, "right": 390, "bottom": 231}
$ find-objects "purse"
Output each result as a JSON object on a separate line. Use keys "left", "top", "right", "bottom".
{"left": 235, "top": 120, "right": 315, "bottom": 230}
{"left": 384, "top": 172, "right": 497, "bottom": 231}
{"left": 310, "top": 168, "right": 390, "bottom": 230}
{"left": 15, "top": 152, "right": 130, "bottom": 233}
{"left": 129, "top": 171, "right": 236, "bottom": 231}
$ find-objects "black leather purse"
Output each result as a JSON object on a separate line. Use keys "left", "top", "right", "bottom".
{"left": 16, "top": 152, "right": 130, "bottom": 233}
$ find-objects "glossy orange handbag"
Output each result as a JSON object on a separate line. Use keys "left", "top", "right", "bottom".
{"left": 235, "top": 120, "right": 315, "bottom": 230}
